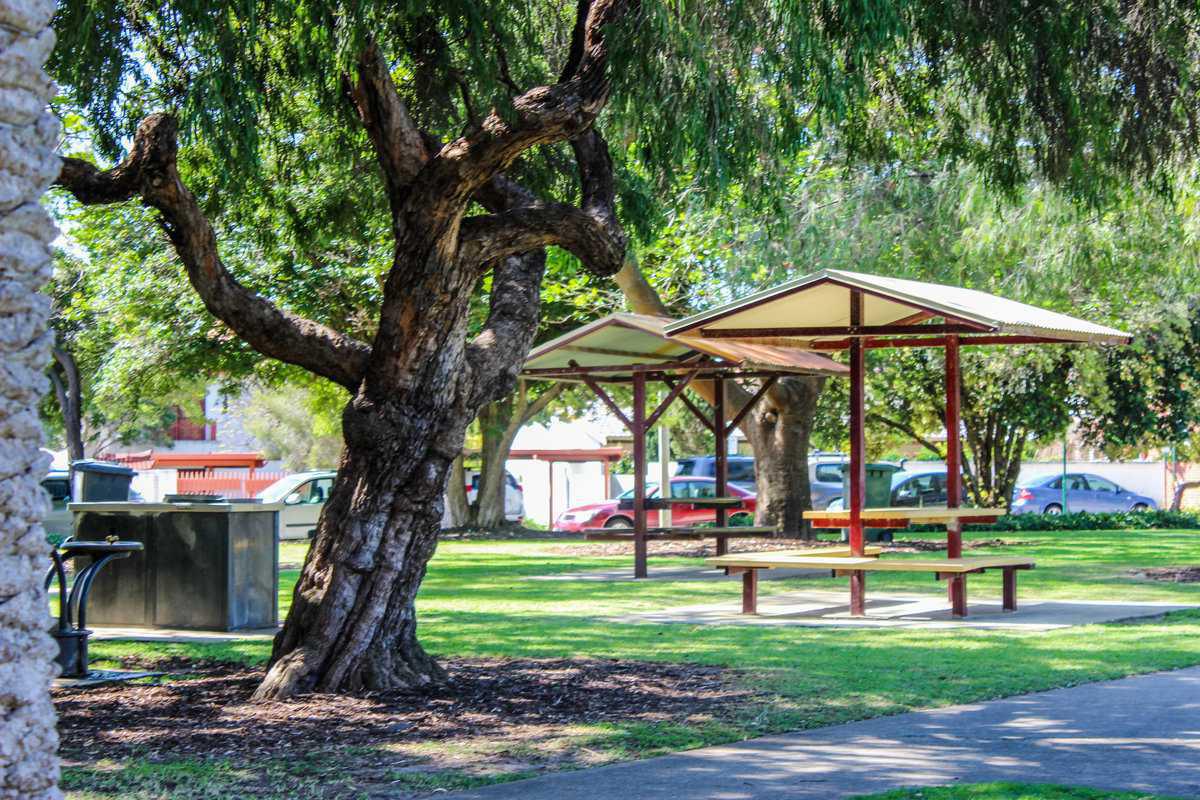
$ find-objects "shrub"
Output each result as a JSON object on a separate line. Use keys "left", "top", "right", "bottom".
{"left": 910, "top": 509, "right": 1200, "bottom": 533}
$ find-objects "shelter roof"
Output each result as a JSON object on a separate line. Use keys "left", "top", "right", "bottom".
{"left": 522, "top": 313, "right": 847, "bottom": 379}
{"left": 665, "top": 269, "right": 1131, "bottom": 346}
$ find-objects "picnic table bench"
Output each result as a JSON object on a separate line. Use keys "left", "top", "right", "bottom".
{"left": 583, "top": 525, "right": 776, "bottom": 542}
{"left": 708, "top": 550, "right": 1034, "bottom": 617}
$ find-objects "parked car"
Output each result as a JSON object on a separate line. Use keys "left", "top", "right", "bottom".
{"left": 809, "top": 456, "right": 849, "bottom": 510}
{"left": 676, "top": 453, "right": 849, "bottom": 509}
{"left": 258, "top": 468, "right": 526, "bottom": 540}
{"left": 1011, "top": 473, "right": 1157, "bottom": 514}
{"left": 827, "top": 468, "right": 966, "bottom": 511}
{"left": 258, "top": 470, "right": 337, "bottom": 540}
{"left": 463, "top": 469, "right": 525, "bottom": 523}
{"left": 553, "top": 476, "right": 756, "bottom": 532}
{"left": 675, "top": 455, "right": 757, "bottom": 490}
{"left": 41, "top": 469, "right": 73, "bottom": 539}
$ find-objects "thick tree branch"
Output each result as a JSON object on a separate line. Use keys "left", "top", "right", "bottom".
{"left": 464, "top": 250, "right": 548, "bottom": 403}
{"left": 458, "top": 201, "right": 624, "bottom": 276}
{"left": 457, "top": 125, "right": 625, "bottom": 277}
{"left": 55, "top": 114, "right": 372, "bottom": 391}
{"left": 412, "top": 0, "right": 632, "bottom": 223}
{"left": 348, "top": 42, "right": 431, "bottom": 208}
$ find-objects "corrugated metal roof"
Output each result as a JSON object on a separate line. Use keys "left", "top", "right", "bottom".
{"left": 523, "top": 313, "right": 847, "bottom": 377}
{"left": 665, "top": 269, "right": 1131, "bottom": 345}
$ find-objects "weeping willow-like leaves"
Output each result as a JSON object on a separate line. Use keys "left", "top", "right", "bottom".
{"left": 53, "top": 0, "right": 1200, "bottom": 219}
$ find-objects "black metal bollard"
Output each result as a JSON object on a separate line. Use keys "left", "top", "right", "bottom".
{"left": 45, "top": 537, "right": 144, "bottom": 678}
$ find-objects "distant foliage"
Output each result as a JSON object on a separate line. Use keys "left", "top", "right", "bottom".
{"left": 911, "top": 510, "right": 1200, "bottom": 533}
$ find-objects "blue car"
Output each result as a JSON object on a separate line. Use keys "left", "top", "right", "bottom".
{"left": 1011, "top": 473, "right": 1157, "bottom": 515}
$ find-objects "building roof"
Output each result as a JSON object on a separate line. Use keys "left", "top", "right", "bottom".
{"left": 665, "top": 269, "right": 1131, "bottom": 346}
{"left": 105, "top": 450, "right": 268, "bottom": 470}
{"left": 522, "top": 313, "right": 847, "bottom": 379}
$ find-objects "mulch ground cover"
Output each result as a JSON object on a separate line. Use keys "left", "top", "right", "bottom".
{"left": 1130, "top": 566, "right": 1200, "bottom": 583}
{"left": 56, "top": 655, "right": 755, "bottom": 766}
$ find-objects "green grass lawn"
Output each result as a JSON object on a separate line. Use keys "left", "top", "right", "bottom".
{"left": 853, "top": 784, "right": 1178, "bottom": 799}
{"left": 76, "top": 529, "right": 1200, "bottom": 798}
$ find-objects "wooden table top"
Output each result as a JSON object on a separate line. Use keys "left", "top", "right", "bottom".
{"left": 803, "top": 507, "right": 1005, "bottom": 526}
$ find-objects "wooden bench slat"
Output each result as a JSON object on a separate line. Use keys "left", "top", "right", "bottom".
{"left": 708, "top": 546, "right": 883, "bottom": 568}
{"left": 708, "top": 554, "right": 1034, "bottom": 573}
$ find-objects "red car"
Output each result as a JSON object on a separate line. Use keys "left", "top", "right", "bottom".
{"left": 554, "top": 476, "right": 756, "bottom": 531}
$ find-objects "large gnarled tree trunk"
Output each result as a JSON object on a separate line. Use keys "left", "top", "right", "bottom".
{"left": 0, "top": 0, "right": 64, "bottom": 794}
{"left": 614, "top": 262, "right": 824, "bottom": 537}
{"left": 56, "top": 1, "right": 631, "bottom": 699}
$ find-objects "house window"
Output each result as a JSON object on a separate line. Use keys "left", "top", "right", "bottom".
{"left": 169, "top": 399, "right": 210, "bottom": 441}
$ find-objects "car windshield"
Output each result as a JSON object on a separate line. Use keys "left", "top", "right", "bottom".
{"left": 618, "top": 484, "right": 659, "bottom": 500}
{"left": 257, "top": 476, "right": 308, "bottom": 503}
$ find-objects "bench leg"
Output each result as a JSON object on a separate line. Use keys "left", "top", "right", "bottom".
{"left": 1002, "top": 568, "right": 1017, "bottom": 611}
{"left": 716, "top": 536, "right": 728, "bottom": 557}
{"left": 634, "top": 532, "right": 647, "bottom": 579}
{"left": 741, "top": 568, "right": 759, "bottom": 614}
{"left": 850, "top": 570, "right": 865, "bottom": 616}
{"left": 949, "top": 575, "right": 967, "bottom": 617}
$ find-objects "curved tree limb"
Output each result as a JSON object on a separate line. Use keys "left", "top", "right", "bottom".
{"left": 458, "top": 201, "right": 624, "bottom": 277}
{"left": 55, "top": 114, "right": 372, "bottom": 391}
{"left": 464, "top": 250, "right": 548, "bottom": 404}
{"left": 409, "top": 0, "right": 631, "bottom": 223}
{"left": 348, "top": 42, "right": 432, "bottom": 211}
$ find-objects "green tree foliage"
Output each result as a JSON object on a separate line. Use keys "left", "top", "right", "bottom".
{"left": 243, "top": 380, "right": 348, "bottom": 471}
{"left": 1077, "top": 300, "right": 1200, "bottom": 458}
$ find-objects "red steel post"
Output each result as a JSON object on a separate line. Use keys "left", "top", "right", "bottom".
{"left": 945, "top": 334, "right": 963, "bottom": 558}
{"left": 848, "top": 290, "right": 867, "bottom": 616}
{"left": 633, "top": 372, "right": 648, "bottom": 578}
{"left": 714, "top": 378, "right": 729, "bottom": 556}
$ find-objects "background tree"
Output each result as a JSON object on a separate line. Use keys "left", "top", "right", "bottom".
{"left": 48, "top": 0, "right": 1200, "bottom": 700}
{"left": 244, "top": 379, "right": 348, "bottom": 472}
{"left": 0, "top": 0, "right": 64, "bottom": 794}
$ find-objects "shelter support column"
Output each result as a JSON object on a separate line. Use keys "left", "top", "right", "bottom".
{"left": 848, "top": 289, "right": 866, "bottom": 616}
{"left": 714, "top": 379, "right": 728, "bottom": 556}
{"left": 633, "top": 372, "right": 648, "bottom": 579}
{"left": 945, "top": 335, "right": 965, "bottom": 612}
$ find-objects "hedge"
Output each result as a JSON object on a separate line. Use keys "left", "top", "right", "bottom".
{"left": 911, "top": 509, "right": 1200, "bottom": 533}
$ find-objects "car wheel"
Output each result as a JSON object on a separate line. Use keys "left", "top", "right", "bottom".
{"left": 1043, "top": 503, "right": 1063, "bottom": 515}
{"left": 826, "top": 497, "right": 842, "bottom": 510}
{"left": 604, "top": 516, "right": 633, "bottom": 529}
{"left": 1132, "top": 503, "right": 1150, "bottom": 512}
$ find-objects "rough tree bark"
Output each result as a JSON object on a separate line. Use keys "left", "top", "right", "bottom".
{"left": 55, "top": 1, "right": 631, "bottom": 700}
{"left": 471, "top": 380, "right": 564, "bottom": 528}
{"left": 614, "top": 262, "right": 824, "bottom": 537}
{"left": 47, "top": 346, "right": 83, "bottom": 462}
{"left": 0, "top": 0, "right": 64, "bottom": 795}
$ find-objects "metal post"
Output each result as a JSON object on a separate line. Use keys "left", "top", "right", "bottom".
{"left": 848, "top": 290, "right": 866, "bottom": 616}
{"left": 547, "top": 460, "right": 554, "bottom": 527}
{"left": 658, "top": 408, "right": 672, "bottom": 529}
{"left": 633, "top": 372, "right": 648, "bottom": 578}
{"left": 1061, "top": 436, "right": 1068, "bottom": 511}
{"left": 944, "top": 336, "right": 965, "bottom": 612}
{"left": 714, "top": 379, "right": 729, "bottom": 556}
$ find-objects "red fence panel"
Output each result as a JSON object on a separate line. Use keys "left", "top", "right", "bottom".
{"left": 175, "top": 472, "right": 286, "bottom": 499}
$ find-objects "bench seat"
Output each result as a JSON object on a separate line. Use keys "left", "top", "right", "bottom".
{"left": 583, "top": 526, "right": 776, "bottom": 542}
{"left": 707, "top": 552, "right": 1034, "bottom": 616}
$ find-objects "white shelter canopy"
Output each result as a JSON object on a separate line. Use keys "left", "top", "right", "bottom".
{"left": 665, "top": 269, "right": 1131, "bottom": 346}
{"left": 523, "top": 312, "right": 847, "bottom": 378}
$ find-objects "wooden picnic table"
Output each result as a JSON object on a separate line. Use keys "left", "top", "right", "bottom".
{"left": 708, "top": 549, "right": 1034, "bottom": 616}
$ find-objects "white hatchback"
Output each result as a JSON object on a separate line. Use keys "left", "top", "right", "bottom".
{"left": 258, "top": 469, "right": 525, "bottom": 540}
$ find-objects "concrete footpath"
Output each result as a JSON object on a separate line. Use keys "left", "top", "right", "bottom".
{"left": 447, "top": 666, "right": 1200, "bottom": 799}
